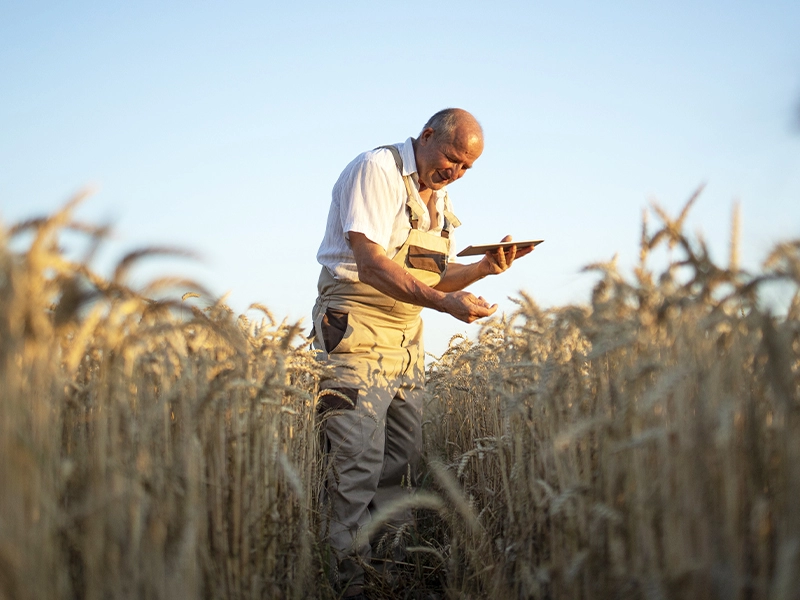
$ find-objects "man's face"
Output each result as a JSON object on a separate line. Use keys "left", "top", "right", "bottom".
{"left": 415, "top": 126, "right": 484, "bottom": 191}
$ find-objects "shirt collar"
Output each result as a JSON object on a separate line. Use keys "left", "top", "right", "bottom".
{"left": 399, "top": 137, "right": 417, "bottom": 178}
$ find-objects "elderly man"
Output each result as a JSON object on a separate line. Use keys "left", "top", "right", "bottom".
{"left": 312, "top": 108, "right": 531, "bottom": 598}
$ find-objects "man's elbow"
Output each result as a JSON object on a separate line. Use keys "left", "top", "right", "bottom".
{"left": 356, "top": 261, "right": 381, "bottom": 286}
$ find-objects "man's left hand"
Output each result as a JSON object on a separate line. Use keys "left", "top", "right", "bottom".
{"left": 480, "top": 235, "right": 534, "bottom": 275}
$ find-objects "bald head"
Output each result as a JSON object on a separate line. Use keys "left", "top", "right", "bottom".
{"left": 413, "top": 108, "right": 484, "bottom": 191}
{"left": 422, "top": 108, "right": 483, "bottom": 151}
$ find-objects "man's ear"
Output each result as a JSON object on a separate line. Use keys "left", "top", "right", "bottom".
{"left": 419, "top": 127, "right": 435, "bottom": 144}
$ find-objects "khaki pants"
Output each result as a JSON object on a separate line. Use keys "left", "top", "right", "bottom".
{"left": 312, "top": 268, "right": 427, "bottom": 591}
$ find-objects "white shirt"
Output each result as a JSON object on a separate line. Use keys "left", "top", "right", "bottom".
{"left": 316, "top": 137, "right": 457, "bottom": 281}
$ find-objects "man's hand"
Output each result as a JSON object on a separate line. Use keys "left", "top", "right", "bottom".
{"left": 434, "top": 234, "right": 535, "bottom": 293}
{"left": 478, "top": 234, "right": 535, "bottom": 276}
{"left": 440, "top": 291, "right": 498, "bottom": 323}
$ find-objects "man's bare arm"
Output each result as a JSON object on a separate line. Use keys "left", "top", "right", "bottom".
{"left": 435, "top": 235, "right": 535, "bottom": 292}
{"left": 349, "top": 232, "right": 497, "bottom": 324}
{"left": 434, "top": 261, "right": 489, "bottom": 292}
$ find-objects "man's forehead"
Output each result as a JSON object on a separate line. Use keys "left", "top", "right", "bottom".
{"left": 440, "top": 127, "right": 479, "bottom": 145}
{"left": 446, "top": 130, "right": 483, "bottom": 158}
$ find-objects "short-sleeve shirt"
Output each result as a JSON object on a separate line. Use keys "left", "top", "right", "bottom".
{"left": 316, "top": 137, "right": 457, "bottom": 282}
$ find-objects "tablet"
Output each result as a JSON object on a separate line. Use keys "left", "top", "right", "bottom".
{"left": 456, "top": 239, "right": 544, "bottom": 257}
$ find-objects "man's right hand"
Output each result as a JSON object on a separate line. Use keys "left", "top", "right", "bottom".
{"left": 440, "top": 291, "right": 498, "bottom": 323}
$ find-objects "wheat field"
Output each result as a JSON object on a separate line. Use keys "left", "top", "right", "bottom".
{"left": 1, "top": 192, "right": 798, "bottom": 600}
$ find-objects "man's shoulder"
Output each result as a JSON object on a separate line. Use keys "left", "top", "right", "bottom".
{"left": 336, "top": 145, "right": 402, "bottom": 185}
{"left": 351, "top": 146, "right": 399, "bottom": 169}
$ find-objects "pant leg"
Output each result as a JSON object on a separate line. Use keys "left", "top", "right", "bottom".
{"left": 313, "top": 300, "right": 408, "bottom": 591}
{"left": 319, "top": 375, "right": 390, "bottom": 591}
{"left": 369, "top": 317, "right": 426, "bottom": 558}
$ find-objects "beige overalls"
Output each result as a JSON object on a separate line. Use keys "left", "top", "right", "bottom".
{"left": 311, "top": 145, "right": 460, "bottom": 591}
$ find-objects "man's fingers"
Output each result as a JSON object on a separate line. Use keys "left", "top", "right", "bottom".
{"left": 466, "top": 303, "right": 497, "bottom": 323}
{"left": 501, "top": 234, "right": 513, "bottom": 265}
{"left": 506, "top": 242, "right": 535, "bottom": 265}
{"left": 497, "top": 248, "right": 508, "bottom": 268}
{"left": 474, "top": 295, "right": 490, "bottom": 308}
{"left": 471, "top": 297, "right": 497, "bottom": 318}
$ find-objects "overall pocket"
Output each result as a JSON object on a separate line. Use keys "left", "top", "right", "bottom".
{"left": 320, "top": 307, "right": 348, "bottom": 353}
{"left": 406, "top": 245, "right": 447, "bottom": 274}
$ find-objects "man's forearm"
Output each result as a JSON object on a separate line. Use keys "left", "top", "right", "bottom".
{"left": 434, "top": 261, "right": 489, "bottom": 292}
{"left": 358, "top": 254, "right": 449, "bottom": 311}
{"left": 349, "top": 231, "right": 496, "bottom": 323}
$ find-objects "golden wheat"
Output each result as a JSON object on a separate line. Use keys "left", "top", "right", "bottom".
{"left": 423, "top": 196, "right": 800, "bottom": 599}
{"left": 0, "top": 192, "right": 798, "bottom": 600}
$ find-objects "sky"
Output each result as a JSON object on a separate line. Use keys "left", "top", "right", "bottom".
{"left": 2, "top": 1, "right": 799, "bottom": 356}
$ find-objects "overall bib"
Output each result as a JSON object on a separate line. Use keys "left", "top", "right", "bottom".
{"left": 311, "top": 145, "right": 459, "bottom": 590}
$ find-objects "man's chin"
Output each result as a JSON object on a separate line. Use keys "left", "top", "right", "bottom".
{"left": 420, "top": 175, "right": 448, "bottom": 191}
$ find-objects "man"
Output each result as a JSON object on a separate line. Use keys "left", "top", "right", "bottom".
{"left": 311, "top": 108, "right": 532, "bottom": 598}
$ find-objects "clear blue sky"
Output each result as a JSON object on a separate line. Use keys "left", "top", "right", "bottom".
{"left": 2, "top": 1, "right": 799, "bottom": 355}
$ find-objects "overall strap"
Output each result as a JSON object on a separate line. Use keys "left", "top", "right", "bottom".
{"left": 374, "top": 145, "right": 423, "bottom": 229}
{"left": 440, "top": 192, "right": 461, "bottom": 239}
